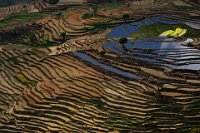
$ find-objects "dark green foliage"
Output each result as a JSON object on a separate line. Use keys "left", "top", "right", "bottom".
{"left": 122, "top": 14, "right": 130, "bottom": 22}
{"left": 29, "top": 81, "right": 38, "bottom": 88}
{"left": 47, "top": 0, "right": 59, "bottom": 4}
{"left": 82, "top": 7, "right": 98, "bottom": 20}
{"left": 85, "top": 98, "right": 105, "bottom": 109}
{"left": 119, "top": 37, "right": 128, "bottom": 44}
{"left": 0, "top": 12, "right": 48, "bottom": 29}
{"left": 28, "top": 33, "right": 37, "bottom": 46}
{"left": 82, "top": 13, "right": 95, "bottom": 19}
{"left": 41, "top": 35, "right": 49, "bottom": 45}
{"left": 60, "top": 32, "right": 66, "bottom": 42}
{"left": 23, "top": 4, "right": 27, "bottom": 8}
{"left": 9, "top": 56, "right": 19, "bottom": 65}
{"left": 92, "top": 22, "right": 111, "bottom": 28}
{"left": 37, "top": 35, "right": 55, "bottom": 47}
{"left": 175, "top": 5, "right": 195, "bottom": 11}
{"left": 100, "top": 51, "right": 106, "bottom": 56}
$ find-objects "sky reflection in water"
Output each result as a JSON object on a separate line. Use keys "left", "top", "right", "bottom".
{"left": 105, "top": 17, "right": 200, "bottom": 70}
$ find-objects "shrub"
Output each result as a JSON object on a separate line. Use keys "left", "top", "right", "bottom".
{"left": 42, "top": 35, "right": 49, "bottom": 45}
{"left": 28, "top": 33, "right": 37, "bottom": 46}
{"left": 82, "top": 13, "right": 94, "bottom": 19}
{"left": 92, "top": 22, "right": 111, "bottom": 28}
{"left": 119, "top": 37, "right": 128, "bottom": 44}
{"left": 47, "top": 0, "right": 59, "bottom": 4}
{"left": 123, "top": 14, "right": 130, "bottom": 22}
{"left": 9, "top": 56, "right": 19, "bottom": 65}
{"left": 60, "top": 32, "right": 66, "bottom": 42}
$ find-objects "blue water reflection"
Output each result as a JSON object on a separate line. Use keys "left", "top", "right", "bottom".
{"left": 105, "top": 17, "right": 200, "bottom": 70}
{"left": 74, "top": 52, "right": 142, "bottom": 79}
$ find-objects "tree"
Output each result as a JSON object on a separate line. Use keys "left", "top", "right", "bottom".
{"left": 41, "top": 35, "right": 49, "bottom": 46}
{"left": 122, "top": 14, "right": 130, "bottom": 22}
{"left": 119, "top": 37, "right": 128, "bottom": 51}
{"left": 60, "top": 32, "right": 66, "bottom": 43}
{"left": 23, "top": 5, "right": 27, "bottom": 8}
{"left": 28, "top": 33, "right": 37, "bottom": 46}
{"left": 100, "top": 51, "right": 106, "bottom": 56}
{"left": 47, "top": 0, "right": 59, "bottom": 4}
{"left": 119, "top": 37, "right": 128, "bottom": 45}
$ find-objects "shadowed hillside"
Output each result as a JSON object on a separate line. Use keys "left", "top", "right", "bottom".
{"left": 0, "top": 0, "right": 35, "bottom": 7}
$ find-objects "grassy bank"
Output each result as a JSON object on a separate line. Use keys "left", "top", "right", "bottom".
{"left": 0, "top": 12, "right": 49, "bottom": 29}
{"left": 98, "top": 3, "right": 124, "bottom": 10}
{"left": 131, "top": 23, "right": 200, "bottom": 38}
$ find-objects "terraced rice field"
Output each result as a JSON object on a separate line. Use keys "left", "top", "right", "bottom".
{"left": 0, "top": 0, "right": 49, "bottom": 21}
{"left": 0, "top": 0, "right": 200, "bottom": 132}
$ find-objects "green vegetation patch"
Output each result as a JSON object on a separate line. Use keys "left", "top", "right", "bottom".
{"left": 130, "top": 23, "right": 200, "bottom": 38}
{"left": 92, "top": 21, "right": 112, "bottom": 28}
{"left": 98, "top": 3, "right": 124, "bottom": 10}
{"left": 82, "top": 13, "right": 96, "bottom": 19}
{"left": 85, "top": 98, "right": 105, "bottom": 109}
{"left": 175, "top": 5, "right": 194, "bottom": 11}
{"left": 101, "top": 112, "right": 145, "bottom": 130}
{"left": 0, "top": 12, "right": 48, "bottom": 29}
{"left": 47, "top": 0, "right": 59, "bottom": 4}
{"left": 8, "top": 56, "right": 20, "bottom": 65}
{"left": 15, "top": 73, "right": 37, "bottom": 88}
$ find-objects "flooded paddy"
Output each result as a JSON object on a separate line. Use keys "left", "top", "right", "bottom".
{"left": 74, "top": 17, "right": 200, "bottom": 82}
{"left": 105, "top": 17, "right": 200, "bottom": 71}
